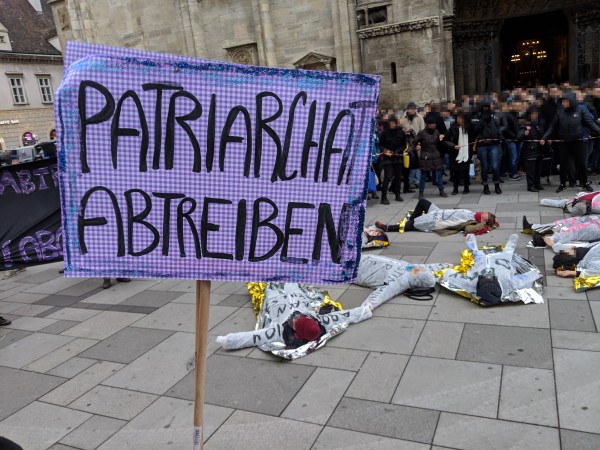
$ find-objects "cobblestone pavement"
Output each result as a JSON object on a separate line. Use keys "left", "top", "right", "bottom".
{"left": 2, "top": 174, "right": 600, "bottom": 449}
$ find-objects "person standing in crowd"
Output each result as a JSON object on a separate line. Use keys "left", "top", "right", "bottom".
{"left": 502, "top": 101, "right": 522, "bottom": 180}
{"left": 541, "top": 92, "right": 600, "bottom": 193}
{"left": 473, "top": 102, "right": 503, "bottom": 195}
{"left": 378, "top": 116, "right": 406, "bottom": 205}
{"left": 403, "top": 101, "right": 425, "bottom": 189}
{"left": 413, "top": 116, "right": 448, "bottom": 199}
{"left": 519, "top": 107, "right": 545, "bottom": 192}
{"left": 102, "top": 278, "right": 131, "bottom": 289}
{"left": 445, "top": 110, "right": 473, "bottom": 195}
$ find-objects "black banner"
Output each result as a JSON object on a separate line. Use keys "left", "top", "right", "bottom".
{"left": 0, "top": 158, "right": 63, "bottom": 270}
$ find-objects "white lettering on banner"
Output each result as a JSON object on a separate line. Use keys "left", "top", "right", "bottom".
{"left": 0, "top": 120, "right": 20, "bottom": 125}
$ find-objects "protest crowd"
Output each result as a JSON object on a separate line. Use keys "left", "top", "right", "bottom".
{"left": 368, "top": 80, "right": 600, "bottom": 203}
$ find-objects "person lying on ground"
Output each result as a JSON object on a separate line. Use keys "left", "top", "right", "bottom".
{"left": 374, "top": 199, "right": 497, "bottom": 235}
{"left": 216, "top": 283, "right": 372, "bottom": 352}
{"left": 540, "top": 190, "right": 600, "bottom": 215}
{"left": 353, "top": 254, "right": 448, "bottom": 308}
{"left": 361, "top": 226, "right": 389, "bottom": 249}
{"left": 553, "top": 243, "right": 600, "bottom": 279}
{"left": 522, "top": 214, "right": 600, "bottom": 234}
{"left": 440, "top": 233, "right": 542, "bottom": 306}
{"left": 530, "top": 216, "right": 600, "bottom": 252}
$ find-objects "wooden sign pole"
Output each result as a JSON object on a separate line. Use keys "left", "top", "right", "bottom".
{"left": 193, "top": 280, "right": 211, "bottom": 450}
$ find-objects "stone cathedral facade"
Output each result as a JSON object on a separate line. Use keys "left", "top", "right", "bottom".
{"left": 48, "top": 0, "right": 600, "bottom": 108}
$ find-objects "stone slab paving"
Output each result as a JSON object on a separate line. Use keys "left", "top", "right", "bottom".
{"left": 2, "top": 177, "right": 600, "bottom": 448}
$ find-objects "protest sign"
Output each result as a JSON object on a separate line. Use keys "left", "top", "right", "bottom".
{"left": 56, "top": 42, "right": 380, "bottom": 283}
{"left": 0, "top": 158, "right": 62, "bottom": 270}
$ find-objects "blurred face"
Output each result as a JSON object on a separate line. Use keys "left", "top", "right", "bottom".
{"left": 406, "top": 107, "right": 417, "bottom": 115}
{"left": 456, "top": 115, "right": 464, "bottom": 126}
{"left": 561, "top": 99, "right": 570, "bottom": 109}
{"left": 389, "top": 120, "right": 398, "bottom": 129}
{"left": 530, "top": 111, "right": 539, "bottom": 122}
{"left": 427, "top": 123, "right": 436, "bottom": 130}
{"left": 365, "top": 228, "right": 383, "bottom": 237}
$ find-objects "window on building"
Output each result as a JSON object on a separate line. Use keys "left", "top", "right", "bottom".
{"left": 357, "top": 5, "right": 388, "bottom": 29}
{"left": 0, "top": 36, "right": 5, "bottom": 43}
{"left": 8, "top": 77, "right": 27, "bottom": 104}
{"left": 390, "top": 62, "right": 397, "bottom": 84}
{"left": 37, "top": 77, "right": 53, "bottom": 103}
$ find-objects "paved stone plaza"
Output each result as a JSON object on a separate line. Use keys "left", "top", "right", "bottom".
{"left": 2, "top": 175, "right": 600, "bottom": 449}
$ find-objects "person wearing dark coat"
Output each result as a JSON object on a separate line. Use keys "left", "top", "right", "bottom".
{"left": 413, "top": 116, "right": 448, "bottom": 199}
{"left": 503, "top": 106, "right": 521, "bottom": 180}
{"left": 445, "top": 111, "right": 473, "bottom": 195}
{"left": 472, "top": 102, "right": 504, "bottom": 195}
{"left": 542, "top": 92, "right": 600, "bottom": 193}
{"left": 518, "top": 108, "right": 545, "bottom": 192}
{"left": 378, "top": 116, "right": 406, "bottom": 204}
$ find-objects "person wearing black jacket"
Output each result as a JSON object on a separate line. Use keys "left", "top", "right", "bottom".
{"left": 503, "top": 105, "right": 521, "bottom": 180}
{"left": 445, "top": 110, "right": 473, "bottom": 195}
{"left": 542, "top": 92, "right": 600, "bottom": 193}
{"left": 473, "top": 102, "right": 504, "bottom": 195}
{"left": 518, "top": 108, "right": 545, "bottom": 192}
{"left": 379, "top": 116, "right": 406, "bottom": 204}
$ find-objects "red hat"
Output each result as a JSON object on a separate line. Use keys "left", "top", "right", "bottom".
{"left": 294, "top": 317, "right": 321, "bottom": 341}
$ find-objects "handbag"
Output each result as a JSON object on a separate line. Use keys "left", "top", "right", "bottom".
{"left": 368, "top": 167, "right": 377, "bottom": 192}
{"left": 404, "top": 287, "right": 435, "bottom": 301}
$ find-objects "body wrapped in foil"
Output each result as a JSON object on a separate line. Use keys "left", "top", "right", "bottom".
{"left": 540, "top": 191, "right": 600, "bottom": 214}
{"left": 216, "top": 283, "right": 371, "bottom": 360}
{"left": 574, "top": 244, "right": 600, "bottom": 291}
{"left": 547, "top": 218, "right": 600, "bottom": 252}
{"left": 437, "top": 234, "right": 544, "bottom": 305}
{"left": 354, "top": 255, "right": 449, "bottom": 308}
{"left": 529, "top": 215, "right": 600, "bottom": 235}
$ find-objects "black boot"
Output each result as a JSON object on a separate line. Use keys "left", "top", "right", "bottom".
{"left": 522, "top": 215, "right": 532, "bottom": 232}
{"left": 483, "top": 184, "right": 491, "bottom": 195}
{"left": 495, "top": 183, "right": 502, "bottom": 194}
{"left": 527, "top": 185, "right": 539, "bottom": 192}
{"left": 395, "top": 193, "right": 404, "bottom": 202}
{"left": 535, "top": 184, "right": 544, "bottom": 191}
{"left": 381, "top": 196, "right": 390, "bottom": 205}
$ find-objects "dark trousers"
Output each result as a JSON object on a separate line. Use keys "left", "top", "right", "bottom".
{"left": 382, "top": 163, "right": 403, "bottom": 199}
{"left": 387, "top": 199, "right": 432, "bottom": 233}
{"left": 452, "top": 164, "right": 470, "bottom": 191}
{"left": 557, "top": 141, "right": 587, "bottom": 186}
{"left": 524, "top": 157, "right": 543, "bottom": 189}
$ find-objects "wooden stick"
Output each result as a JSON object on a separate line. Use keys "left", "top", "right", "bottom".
{"left": 193, "top": 280, "right": 211, "bottom": 450}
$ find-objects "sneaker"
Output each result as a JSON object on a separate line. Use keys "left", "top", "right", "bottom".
{"left": 556, "top": 184, "right": 567, "bottom": 193}
{"left": 584, "top": 183, "right": 594, "bottom": 192}
{"left": 509, "top": 174, "right": 522, "bottom": 180}
{"left": 116, "top": 278, "right": 131, "bottom": 283}
{"left": 439, "top": 190, "right": 448, "bottom": 198}
{"left": 418, "top": 192, "right": 424, "bottom": 199}
{"left": 374, "top": 221, "right": 388, "bottom": 231}
{"left": 0, "top": 316, "right": 11, "bottom": 326}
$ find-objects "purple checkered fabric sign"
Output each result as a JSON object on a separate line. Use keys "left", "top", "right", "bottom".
{"left": 56, "top": 42, "right": 380, "bottom": 283}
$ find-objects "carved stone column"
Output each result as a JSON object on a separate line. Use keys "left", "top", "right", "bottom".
{"left": 258, "top": 0, "right": 277, "bottom": 66}
{"left": 331, "top": 0, "right": 345, "bottom": 71}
